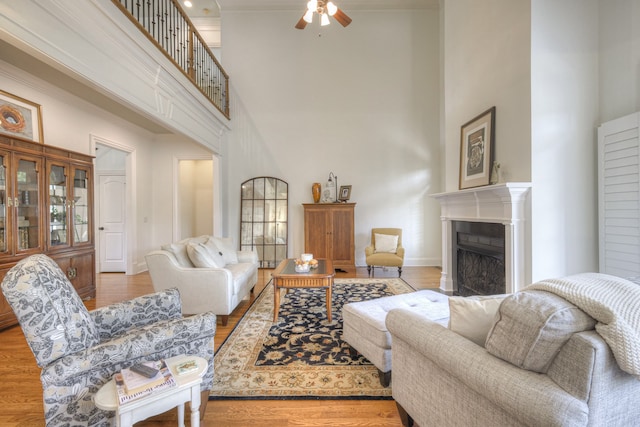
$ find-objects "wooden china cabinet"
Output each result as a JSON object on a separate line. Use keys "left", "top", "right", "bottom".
{"left": 303, "top": 203, "right": 355, "bottom": 272}
{"left": 0, "top": 135, "right": 95, "bottom": 330}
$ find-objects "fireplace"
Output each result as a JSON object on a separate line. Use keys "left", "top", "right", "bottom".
{"left": 455, "top": 221, "right": 505, "bottom": 296}
{"left": 431, "top": 183, "right": 531, "bottom": 294}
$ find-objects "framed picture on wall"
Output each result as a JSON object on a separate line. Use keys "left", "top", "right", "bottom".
{"left": 459, "top": 106, "right": 495, "bottom": 189}
{"left": 0, "top": 90, "right": 44, "bottom": 143}
{"left": 338, "top": 185, "right": 352, "bottom": 202}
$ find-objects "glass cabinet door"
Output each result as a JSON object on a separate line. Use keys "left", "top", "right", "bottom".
{"left": 240, "top": 177, "right": 288, "bottom": 268}
{"left": 15, "top": 155, "right": 41, "bottom": 252}
{"left": 71, "top": 166, "right": 91, "bottom": 245}
{"left": 48, "top": 163, "right": 68, "bottom": 248}
{"left": 0, "top": 153, "right": 6, "bottom": 254}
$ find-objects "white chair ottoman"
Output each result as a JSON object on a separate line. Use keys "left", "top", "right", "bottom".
{"left": 342, "top": 290, "right": 450, "bottom": 387}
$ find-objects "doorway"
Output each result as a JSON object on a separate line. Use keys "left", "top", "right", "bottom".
{"left": 92, "top": 135, "right": 134, "bottom": 274}
{"left": 177, "top": 159, "right": 214, "bottom": 240}
{"left": 98, "top": 174, "right": 126, "bottom": 272}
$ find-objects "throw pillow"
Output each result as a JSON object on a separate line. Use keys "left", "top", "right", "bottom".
{"left": 374, "top": 233, "right": 399, "bottom": 253}
{"left": 186, "top": 242, "right": 224, "bottom": 268}
{"left": 485, "top": 290, "right": 596, "bottom": 373}
{"left": 212, "top": 237, "right": 239, "bottom": 264}
{"left": 202, "top": 238, "right": 227, "bottom": 267}
{"left": 161, "top": 243, "right": 194, "bottom": 267}
{"left": 448, "top": 295, "right": 507, "bottom": 347}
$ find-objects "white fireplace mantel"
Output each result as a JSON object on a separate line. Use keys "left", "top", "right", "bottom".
{"left": 431, "top": 183, "right": 532, "bottom": 294}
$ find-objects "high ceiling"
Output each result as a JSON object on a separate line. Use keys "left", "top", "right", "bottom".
{"left": 181, "top": 0, "right": 439, "bottom": 18}
{"left": 215, "top": 0, "right": 439, "bottom": 10}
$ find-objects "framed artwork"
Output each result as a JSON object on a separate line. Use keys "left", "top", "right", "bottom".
{"left": 338, "top": 185, "right": 352, "bottom": 202}
{"left": 0, "top": 90, "right": 44, "bottom": 143}
{"left": 459, "top": 106, "right": 495, "bottom": 189}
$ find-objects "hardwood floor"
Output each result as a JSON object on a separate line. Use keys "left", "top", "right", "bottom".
{"left": 0, "top": 266, "right": 441, "bottom": 426}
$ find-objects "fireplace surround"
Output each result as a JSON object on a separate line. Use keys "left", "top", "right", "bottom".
{"left": 432, "top": 183, "right": 531, "bottom": 294}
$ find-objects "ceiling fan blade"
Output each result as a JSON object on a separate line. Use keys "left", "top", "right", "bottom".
{"left": 295, "top": 14, "right": 308, "bottom": 29}
{"left": 333, "top": 8, "right": 352, "bottom": 27}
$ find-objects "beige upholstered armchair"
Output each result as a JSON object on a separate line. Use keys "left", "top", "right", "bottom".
{"left": 365, "top": 228, "right": 404, "bottom": 277}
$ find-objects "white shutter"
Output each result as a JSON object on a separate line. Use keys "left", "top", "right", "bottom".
{"left": 598, "top": 112, "right": 640, "bottom": 277}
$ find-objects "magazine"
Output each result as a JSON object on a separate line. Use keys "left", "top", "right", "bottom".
{"left": 121, "top": 361, "right": 164, "bottom": 395}
{"left": 115, "top": 360, "right": 176, "bottom": 405}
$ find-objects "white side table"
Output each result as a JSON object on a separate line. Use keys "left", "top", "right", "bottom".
{"left": 94, "top": 355, "right": 207, "bottom": 427}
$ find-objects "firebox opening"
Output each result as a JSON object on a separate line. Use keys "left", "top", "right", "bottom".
{"left": 454, "top": 221, "right": 506, "bottom": 297}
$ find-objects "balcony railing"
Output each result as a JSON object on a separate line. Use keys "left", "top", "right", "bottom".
{"left": 112, "top": 0, "right": 229, "bottom": 119}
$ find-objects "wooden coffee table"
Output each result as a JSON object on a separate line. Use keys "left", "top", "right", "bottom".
{"left": 272, "top": 258, "right": 335, "bottom": 322}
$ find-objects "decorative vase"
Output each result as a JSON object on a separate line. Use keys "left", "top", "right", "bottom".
{"left": 312, "top": 182, "right": 321, "bottom": 203}
{"left": 490, "top": 161, "right": 501, "bottom": 184}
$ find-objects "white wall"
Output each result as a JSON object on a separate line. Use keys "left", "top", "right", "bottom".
{"left": 441, "top": 0, "right": 532, "bottom": 283}
{"left": 442, "top": 0, "right": 532, "bottom": 191}
{"left": 441, "top": 0, "right": 632, "bottom": 283}
{"left": 531, "top": 0, "right": 600, "bottom": 281}
{"left": 599, "top": 0, "right": 640, "bottom": 122}
{"left": 219, "top": 8, "right": 442, "bottom": 266}
{"left": 150, "top": 135, "right": 216, "bottom": 249}
{"left": 0, "top": 58, "right": 215, "bottom": 272}
{"left": 0, "top": 58, "right": 157, "bottom": 271}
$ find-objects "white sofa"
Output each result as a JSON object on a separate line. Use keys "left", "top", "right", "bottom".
{"left": 145, "top": 235, "right": 258, "bottom": 326}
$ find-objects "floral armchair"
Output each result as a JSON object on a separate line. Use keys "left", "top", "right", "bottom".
{"left": 1, "top": 254, "right": 216, "bottom": 427}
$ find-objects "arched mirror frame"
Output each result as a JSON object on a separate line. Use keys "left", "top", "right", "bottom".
{"left": 240, "top": 177, "right": 288, "bottom": 268}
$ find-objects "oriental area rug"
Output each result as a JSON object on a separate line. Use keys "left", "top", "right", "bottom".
{"left": 209, "top": 278, "right": 415, "bottom": 400}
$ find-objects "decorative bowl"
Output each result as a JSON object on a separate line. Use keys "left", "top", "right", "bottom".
{"left": 295, "top": 263, "right": 310, "bottom": 273}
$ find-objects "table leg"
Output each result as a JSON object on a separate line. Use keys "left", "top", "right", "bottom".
{"left": 119, "top": 411, "right": 132, "bottom": 427}
{"left": 177, "top": 403, "right": 185, "bottom": 427}
{"left": 190, "top": 384, "right": 201, "bottom": 427}
{"left": 326, "top": 285, "right": 332, "bottom": 322}
{"left": 273, "top": 283, "right": 280, "bottom": 322}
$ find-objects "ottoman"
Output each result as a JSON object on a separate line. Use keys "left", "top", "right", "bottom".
{"left": 342, "top": 290, "right": 450, "bottom": 387}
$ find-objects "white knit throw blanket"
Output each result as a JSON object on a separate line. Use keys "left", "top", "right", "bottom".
{"left": 526, "top": 273, "right": 640, "bottom": 379}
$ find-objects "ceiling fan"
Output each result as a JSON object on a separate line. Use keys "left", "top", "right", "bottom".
{"left": 295, "top": 0, "right": 352, "bottom": 29}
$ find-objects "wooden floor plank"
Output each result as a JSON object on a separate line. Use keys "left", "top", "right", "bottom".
{"left": 0, "top": 266, "right": 441, "bottom": 426}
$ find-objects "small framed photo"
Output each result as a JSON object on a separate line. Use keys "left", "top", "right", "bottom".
{"left": 0, "top": 90, "right": 44, "bottom": 143}
{"left": 459, "top": 106, "right": 495, "bottom": 189}
{"left": 338, "top": 185, "right": 352, "bottom": 202}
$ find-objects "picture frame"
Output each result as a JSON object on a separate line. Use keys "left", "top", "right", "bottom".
{"left": 0, "top": 90, "right": 44, "bottom": 143}
{"left": 338, "top": 185, "right": 352, "bottom": 202}
{"left": 459, "top": 106, "right": 495, "bottom": 189}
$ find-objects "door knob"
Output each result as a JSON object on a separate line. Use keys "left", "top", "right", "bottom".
{"left": 99, "top": 227, "right": 104, "bottom": 230}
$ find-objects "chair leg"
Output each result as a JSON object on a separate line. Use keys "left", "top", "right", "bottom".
{"left": 367, "top": 265, "right": 372, "bottom": 277}
{"left": 396, "top": 402, "right": 415, "bottom": 427}
{"left": 220, "top": 315, "right": 229, "bottom": 326}
{"left": 398, "top": 267, "right": 402, "bottom": 277}
{"left": 199, "top": 390, "right": 209, "bottom": 420}
{"left": 378, "top": 369, "right": 391, "bottom": 387}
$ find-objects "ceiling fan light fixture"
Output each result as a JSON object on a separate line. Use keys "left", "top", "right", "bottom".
{"left": 326, "top": 2, "right": 338, "bottom": 16}
{"left": 296, "top": 0, "right": 351, "bottom": 29}
{"left": 303, "top": 10, "right": 314, "bottom": 23}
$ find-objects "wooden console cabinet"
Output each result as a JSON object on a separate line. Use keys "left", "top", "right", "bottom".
{"left": 0, "top": 135, "right": 95, "bottom": 330}
{"left": 303, "top": 203, "right": 355, "bottom": 272}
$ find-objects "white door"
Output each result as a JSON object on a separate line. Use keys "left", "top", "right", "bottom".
{"left": 98, "top": 174, "right": 126, "bottom": 272}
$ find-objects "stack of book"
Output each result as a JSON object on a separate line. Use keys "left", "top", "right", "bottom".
{"left": 114, "top": 360, "right": 176, "bottom": 405}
